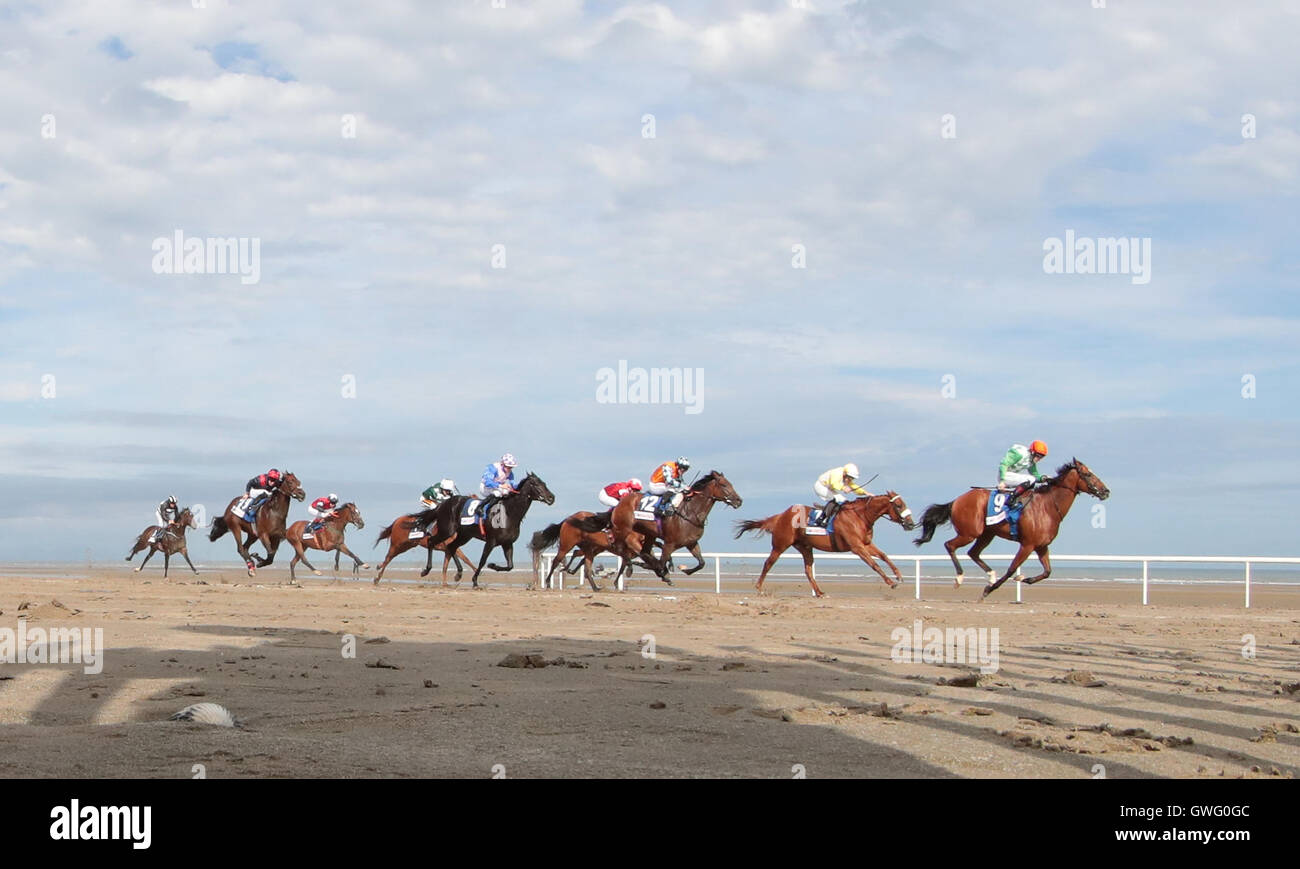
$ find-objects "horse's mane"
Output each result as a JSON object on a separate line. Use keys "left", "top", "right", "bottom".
{"left": 1049, "top": 461, "right": 1078, "bottom": 482}
{"left": 689, "top": 471, "right": 719, "bottom": 491}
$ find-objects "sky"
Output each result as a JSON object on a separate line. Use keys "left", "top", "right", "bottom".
{"left": 1, "top": 0, "right": 1297, "bottom": 564}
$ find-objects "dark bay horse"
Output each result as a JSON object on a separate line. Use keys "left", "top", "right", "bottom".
{"left": 734, "top": 492, "right": 916, "bottom": 597}
{"left": 125, "top": 507, "right": 199, "bottom": 578}
{"left": 529, "top": 511, "right": 646, "bottom": 591}
{"left": 912, "top": 459, "right": 1110, "bottom": 599}
{"left": 285, "top": 502, "right": 368, "bottom": 581}
{"left": 414, "top": 472, "right": 556, "bottom": 588}
{"left": 209, "top": 472, "right": 306, "bottom": 576}
{"left": 371, "top": 511, "right": 474, "bottom": 585}
{"left": 576, "top": 470, "right": 742, "bottom": 584}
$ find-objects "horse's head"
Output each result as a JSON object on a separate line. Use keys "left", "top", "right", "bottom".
{"left": 519, "top": 472, "right": 556, "bottom": 506}
{"left": 695, "top": 470, "right": 743, "bottom": 509}
{"left": 177, "top": 508, "right": 196, "bottom": 528}
{"left": 341, "top": 502, "right": 364, "bottom": 529}
{"left": 1063, "top": 458, "right": 1109, "bottom": 500}
{"left": 883, "top": 490, "right": 916, "bottom": 531}
{"left": 281, "top": 472, "right": 306, "bottom": 501}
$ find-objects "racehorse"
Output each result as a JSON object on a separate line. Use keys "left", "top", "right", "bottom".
{"left": 284, "top": 502, "right": 369, "bottom": 581}
{"left": 371, "top": 511, "right": 475, "bottom": 585}
{"left": 734, "top": 492, "right": 916, "bottom": 597}
{"left": 124, "top": 507, "right": 200, "bottom": 578}
{"left": 912, "top": 459, "right": 1110, "bottom": 599}
{"left": 412, "top": 471, "right": 556, "bottom": 588}
{"left": 208, "top": 472, "right": 307, "bottom": 576}
{"left": 528, "top": 511, "right": 646, "bottom": 591}
{"left": 575, "top": 470, "right": 742, "bottom": 583}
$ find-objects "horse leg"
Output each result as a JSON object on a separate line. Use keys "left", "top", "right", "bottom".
{"left": 944, "top": 533, "right": 977, "bottom": 588}
{"left": 680, "top": 541, "right": 707, "bottom": 575}
{"left": 865, "top": 542, "right": 905, "bottom": 586}
{"left": 1022, "top": 545, "right": 1053, "bottom": 584}
{"left": 163, "top": 551, "right": 170, "bottom": 579}
{"left": 847, "top": 542, "right": 896, "bottom": 589}
{"left": 292, "top": 539, "right": 321, "bottom": 577}
{"left": 487, "top": 541, "right": 513, "bottom": 571}
{"left": 755, "top": 545, "right": 786, "bottom": 595}
{"left": 470, "top": 541, "right": 494, "bottom": 588}
{"left": 135, "top": 547, "right": 156, "bottom": 572}
{"left": 982, "top": 541, "right": 1036, "bottom": 599}
{"left": 181, "top": 548, "right": 198, "bottom": 575}
{"left": 966, "top": 530, "right": 1000, "bottom": 586}
{"left": 125, "top": 534, "right": 146, "bottom": 561}
{"left": 796, "top": 544, "right": 825, "bottom": 598}
{"left": 420, "top": 541, "right": 436, "bottom": 578}
{"left": 335, "top": 542, "right": 366, "bottom": 576}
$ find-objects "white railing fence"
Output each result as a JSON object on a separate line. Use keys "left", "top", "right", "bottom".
{"left": 537, "top": 552, "right": 1300, "bottom": 608}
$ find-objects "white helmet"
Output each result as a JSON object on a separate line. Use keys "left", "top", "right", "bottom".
{"left": 328, "top": 493, "right": 338, "bottom": 503}
{"left": 844, "top": 463, "right": 860, "bottom": 478}
{"left": 630, "top": 478, "right": 643, "bottom": 489}
{"left": 677, "top": 456, "right": 691, "bottom": 469}
{"left": 439, "top": 478, "right": 456, "bottom": 491}
{"left": 500, "top": 453, "right": 517, "bottom": 468}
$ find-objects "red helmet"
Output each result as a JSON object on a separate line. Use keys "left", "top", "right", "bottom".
{"left": 267, "top": 469, "right": 282, "bottom": 481}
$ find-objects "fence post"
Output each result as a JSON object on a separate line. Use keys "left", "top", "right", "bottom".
{"left": 1245, "top": 561, "right": 1251, "bottom": 609}
{"left": 914, "top": 558, "right": 921, "bottom": 600}
{"left": 541, "top": 554, "right": 551, "bottom": 591}
{"left": 1141, "top": 560, "right": 1148, "bottom": 605}
{"left": 1015, "top": 573, "right": 1022, "bottom": 603}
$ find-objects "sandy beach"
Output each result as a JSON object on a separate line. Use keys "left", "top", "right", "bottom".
{"left": 1, "top": 563, "right": 1297, "bottom": 779}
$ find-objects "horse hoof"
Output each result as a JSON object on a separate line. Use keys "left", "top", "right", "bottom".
{"left": 313, "top": 570, "right": 322, "bottom": 576}
{"left": 954, "top": 574, "right": 964, "bottom": 588}
{"left": 360, "top": 563, "right": 370, "bottom": 569}
{"left": 133, "top": 567, "right": 141, "bottom": 573}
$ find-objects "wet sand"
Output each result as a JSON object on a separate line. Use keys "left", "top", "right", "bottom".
{"left": 1, "top": 564, "right": 1297, "bottom": 778}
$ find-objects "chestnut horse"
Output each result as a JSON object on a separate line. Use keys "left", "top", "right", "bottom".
{"left": 575, "top": 471, "right": 742, "bottom": 584}
{"left": 284, "top": 502, "right": 369, "bottom": 581}
{"left": 412, "top": 471, "right": 556, "bottom": 588}
{"left": 528, "top": 512, "right": 646, "bottom": 591}
{"left": 734, "top": 492, "right": 916, "bottom": 597}
{"left": 371, "top": 512, "right": 474, "bottom": 585}
{"left": 208, "top": 472, "right": 306, "bottom": 576}
{"left": 124, "top": 507, "right": 199, "bottom": 578}
{"left": 912, "top": 459, "right": 1110, "bottom": 599}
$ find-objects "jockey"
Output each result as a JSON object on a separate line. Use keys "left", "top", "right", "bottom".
{"left": 598, "top": 478, "right": 643, "bottom": 509}
{"left": 243, "top": 468, "right": 283, "bottom": 516}
{"left": 478, "top": 454, "right": 517, "bottom": 519}
{"left": 421, "top": 479, "right": 459, "bottom": 509}
{"left": 648, "top": 456, "right": 690, "bottom": 516}
{"left": 307, "top": 493, "right": 340, "bottom": 532}
{"left": 150, "top": 495, "right": 181, "bottom": 542}
{"left": 814, "top": 463, "right": 873, "bottom": 525}
{"left": 998, "top": 440, "right": 1049, "bottom": 508}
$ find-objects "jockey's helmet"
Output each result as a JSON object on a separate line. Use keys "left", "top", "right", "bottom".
{"left": 500, "top": 453, "right": 517, "bottom": 468}
{"left": 1030, "top": 440, "right": 1048, "bottom": 457}
{"left": 844, "top": 463, "right": 859, "bottom": 478}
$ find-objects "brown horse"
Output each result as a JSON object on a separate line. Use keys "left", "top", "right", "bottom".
{"left": 576, "top": 470, "right": 742, "bottom": 584}
{"left": 208, "top": 472, "right": 306, "bottom": 576}
{"left": 371, "top": 511, "right": 474, "bottom": 585}
{"left": 284, "top": 502, "right": 369, "bottom": 581}
{"left": 734, "top": 492, "right": 917, "bottom": 597}
{"left": 912, "top": 459, "right": 1110, "bottom": 599}
{"left": 124, "top": 507, "right": 199, "bottom": 578}
{"left": 528, "top": 512, "right": 646, "bottom": 591}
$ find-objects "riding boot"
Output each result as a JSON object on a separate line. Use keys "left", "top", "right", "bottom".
{"left": 659, "top": 494, "right": 676, "bottom": 517}
{"left": 822, "top": 500, "right": 838, "bottom": 526}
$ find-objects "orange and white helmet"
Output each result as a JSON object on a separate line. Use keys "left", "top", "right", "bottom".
{"left": 1030, "top": 440, "right": 1048, "bottom": 457}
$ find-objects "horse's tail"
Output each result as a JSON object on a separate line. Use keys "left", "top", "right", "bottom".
{"left": 573, "top": 512, "right": 611, "bottom": 533}
{"left": 530, "top": 522, "right": 563, "bottom": 554}
{"left": 375, "top": 522, "right": 395, "bottom": 547}
{"left": 913, "top": 502, "right": 953, "bottom": 546}
{"left": 733, "top": 515, "right": 779, "bottom": 539}
{"left": 208, "top": 516, "right": 229, "bottom": 542}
